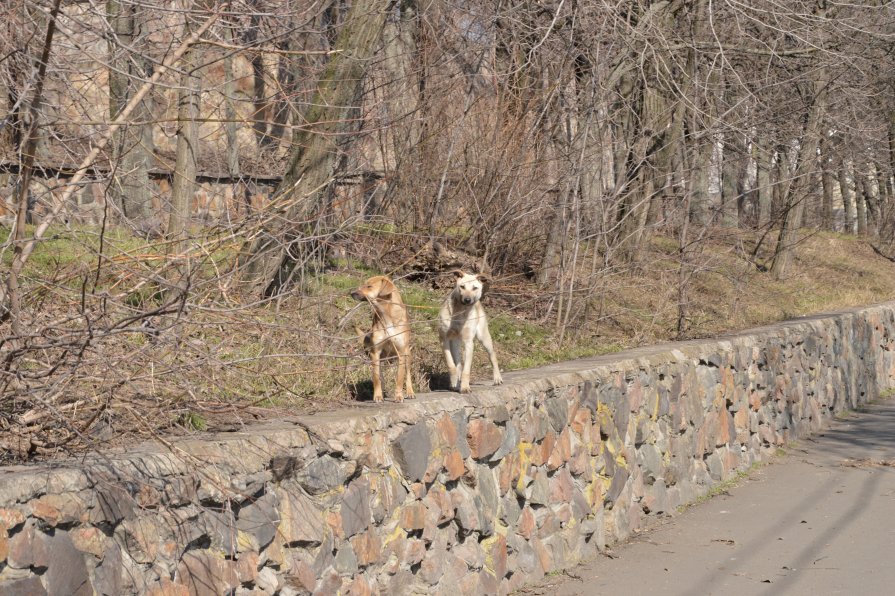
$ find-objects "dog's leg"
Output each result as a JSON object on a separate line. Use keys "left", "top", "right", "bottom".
{"left": 403, "top": 345, "right": 415, "bottom": 399}
{"left": 459, "top": 337, "right": 475, "bottom": 393}
{"left": 442, "top": 336, "right": 459, "bottom": 390}
{"left": 478, "top": 325, "right": 503, "bottom": 386}
{"left": 371, "top": 348, "right": 383, "bottom": 402}
{"left": 394, "top": 347, "right": 407, "bottom": 403}
{"left": 450, "top": 339, "right": 462, "bottom": 390}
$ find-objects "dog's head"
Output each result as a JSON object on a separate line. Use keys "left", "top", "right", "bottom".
{"left": 451, "top": 270, "right": 489, "bottom": 306}
{"left": 351, "top": 276, "right": 398, "bottom": 303}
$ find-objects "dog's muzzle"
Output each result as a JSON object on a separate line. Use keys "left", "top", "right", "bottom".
{"left": 462, "top": 297, "right": 474, "bottom": 305}
{"left": 351, "top": 290, "right": 365, "bottom": 301}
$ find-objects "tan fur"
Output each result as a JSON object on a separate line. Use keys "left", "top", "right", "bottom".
{"left": 438, "top": 270, "right": 503, "bottom": 393}
{"left": 351, "top": 276, "right": 415, "bottom": 403}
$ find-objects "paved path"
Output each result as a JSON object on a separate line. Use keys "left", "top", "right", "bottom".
{"left": 522, "top": 399, "right": 895, "bottom": 596}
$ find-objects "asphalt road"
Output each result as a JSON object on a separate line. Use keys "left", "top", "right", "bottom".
{"left": 522, "top": 399, "right": 895, "bottom": 596}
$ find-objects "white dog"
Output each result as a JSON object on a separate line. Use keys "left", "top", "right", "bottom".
{"left": 438, "top": 270, "right": 503, "bottom": 393}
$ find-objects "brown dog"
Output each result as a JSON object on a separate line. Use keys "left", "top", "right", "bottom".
{"left": 351, "top": 276, "right": 415, "bottom": 402}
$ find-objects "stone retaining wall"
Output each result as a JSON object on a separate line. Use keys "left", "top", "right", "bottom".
{"left": 2, "top": 304, "right": 895, "bottom": 595}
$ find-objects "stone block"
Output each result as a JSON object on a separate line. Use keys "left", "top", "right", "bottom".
{"left": 7, "top": 520, "right": 50, "bottom": 569}
{"left": 570, "top": 407, "right": 592, "bottom": 435}
{"left": 467, "top": 419, "right": 504, "bottom": 460}
{"left": 344, "top": 574, "right": 373, "bottom": 596}
{"left": 531, "top": 537, "right": 553, "bottom": 573}
{"left": 419, "top": 541, "right": 446, "bottom": 585}
{"left": 453, "top": 535, "right": 484, "bottom": 569}
{"left": 482, "top": 533, "right": 508, "bottom": 580}
{"left": 545, "top": 397, "right": 569, "bottom": 432}
{"left": 519, "top": 409, "right": 549, "bottom": 443}
{"left": 477, "top": 464, "right": 499, "bottom": 523}
{"left": 92, "top": 483, "right": 136, "bottom": 524}
{"left": 311, "top": 531, "right": 335, "bottom": 575}
{"left": 517, "top": 506, "right": 536, "bottom": 540}
{"left": 423, "top": 483, "right": 454, "bottom": 525}
{"left": 43, "top": 530, "right": 91, "bottom": 596}
{"left": 333, "top": 542, "right": 358, "bottom": 575}
{"left": 70, "top": 526, "right": 107, "bottom": 558}
{"left": 547, "top": 428, "right": 572, "bottom": 471}
{"left": 0, "top": 508, "right": 26, "bottom": 531}
{"left": 237, "top": 491, "right": 280, "bottom": 550}
{"left": 176, "top": 550, "right": 239, "bottom": 595}
{"left": 297, "top": 456, "right": 355, "bottom": 496}
{"left": 549, "top": 468, "right": 574, "bottom": 503}
{"left": 497, "top": 451, "right": 519, "bottom": 494}
{"left": 403, "top": 537, "right": 425, "bottom": 566}
{"left": 349, "top": 531, "right": 381, "bottom": 568}
{"left": 399, "top": 502, "right": 427, "bottom": 531}
{"left": 256, "top": 567, "right": 281, "bottom": 594}
{"left": 606, "top": 467, "right": 629, "bottom": 507}
{"left": 235, "top": 550, "right": 260, "bottom": 585}
{"left": 452, "top": 412, "right": 471, "bottom": 458}
{"left": 199, "top": 508, "right": 243, "bottom": 556}
{"left": 499, "top": 493, "right": 521, "bottom": 527}
{"left": 452, "top": 483, "right": 488, "bottom": 534}
{"left": 579, "top": 380, "right": 597, "bottom": 414}
{"left": 392, "top": 422, "right": 432, "bottom": 482}
{"left": 91, "top": 543, "right": 124, "bottom": 595}
{"left": 341, "top": 478, "right": 371, "bottom": 539}
{"left": 443, "top": 449, "right": 466, "bottom": 481}
{"left": 535, "top": 431, "right": 555, "bottom": 467}
{"left": 286, "top": 556, "right": 317, "bottom": 593}
{"left": 30, "top": 494, "right": 87, "bottom": 527}
{"left": 528, "top": 468, "right": 549, "bottom": 506}
{"left": 277, "top": 483, "right": 326, "bottom": 545}
{"left": 312, "top": 567, "right": 343, "bottom": 595}
{"left": 0, "top": 576, "right": 47, "bottom": 596}
{"left": 435, "top": 414, "right": 459, "bottom": 448}
{"left": 491, "top": 422, "right": 520, "bottom": 461}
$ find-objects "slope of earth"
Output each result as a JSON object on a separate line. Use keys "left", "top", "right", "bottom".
{"left": 1, "top": 226, "right": 894, "bottom": 461}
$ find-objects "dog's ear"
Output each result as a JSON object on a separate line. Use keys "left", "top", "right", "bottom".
{"left": 476, "top": 273, "right": 491, "bottom": 285}
{"left": 376, "top": 277, "right": 396, "bottom": 299}
{"left": 450, "top": 269, "right": 466, "bottom": 279}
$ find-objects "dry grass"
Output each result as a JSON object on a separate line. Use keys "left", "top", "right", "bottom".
{"left": 2, "top": 225, "right": 895, "bottom": 462}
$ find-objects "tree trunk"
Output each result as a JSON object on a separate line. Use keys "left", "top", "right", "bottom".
{"left": 875, "top": 162, "right": 890, "bottom": 213}
{"left": 223, "top": 25, "right": 240, "bottom": 179}
{"left": 720, "top": 136, "right": 743, "bottom": 229}
{"left": 107, "top": 0, "right": 152, "bottom": 220}
{"left": 4, "top": 0, "right": 62, "bottom": 336}
{"left": 167, "top": 10, "right": 200, "bottom": 243}
{"left": 239, "top": 0, "right": 391, "bottom": 295}
{"left": 854, "top": 164, "right": 867, "bottom": 236}
{"left": 857, "top": 168, "right": 876, "bottom": 238}
{"left": 819, "top": 136, "right": 835, "bottom": 230}
{"left": 380, "top": 0, "right": 420, "bottom": 224}
{"left": 771, "top": 145, "right": 789, "bottom": 224}
{"left": 770, "top": 84, "right": 826, "bottom": 278}
{"left": 244, "top": 0, "right": 270, "bottom": 149}
{"left": 754, "top": 136, "right": 773, "bottom": 229}
{"left": 838, "top": 162, "right": 854, "bottom": 234}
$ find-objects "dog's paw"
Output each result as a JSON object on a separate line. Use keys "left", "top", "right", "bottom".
{"left": 373, "top": 394, "right": 384, "bottom": 403}
{"left": 394, "top": 394, "right": 405, "bottom": 403}
{"left": 493, "top": 376, "right": 503, "bottom": 386}
{"left": 405, "top": 391, "right": 416, "bottom": 400}
{"left": 459, "top": 384, "right": 472, "bottom": 394}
